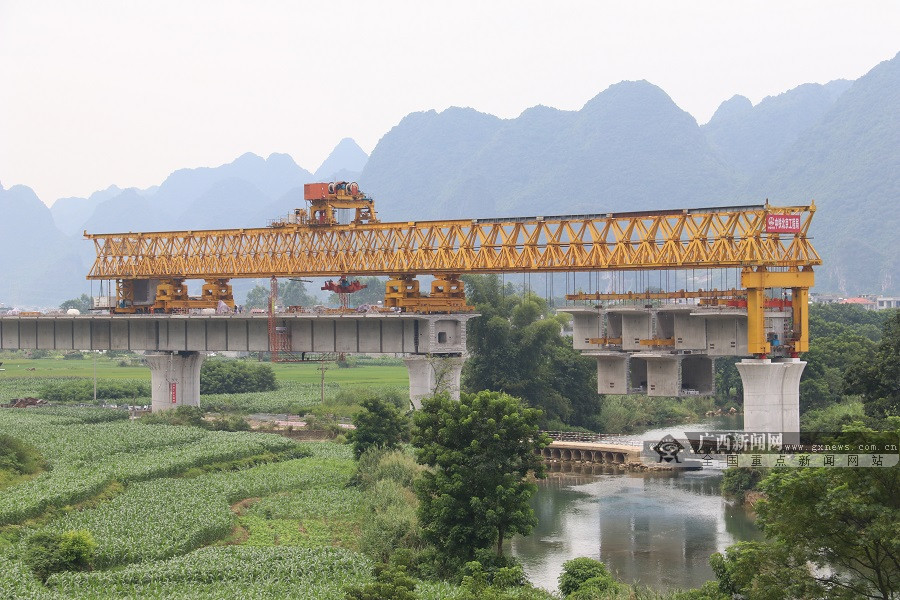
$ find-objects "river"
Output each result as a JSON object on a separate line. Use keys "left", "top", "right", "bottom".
{"left": 511, "top": 416, "right": 761, "bottom": 593}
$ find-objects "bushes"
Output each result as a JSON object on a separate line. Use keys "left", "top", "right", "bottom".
{"left": 720, "top": 468, "right": 764, "bottom": 502}
{"left": 38, "top": 379, "right": 149, "bottom": 404}
{"left": 345, "top": 562, "right": 418, "bottom": 600}
{"left": 23, "top": 530, "right": 97, "bottom": 581}
{"left": 200, "top": 360, "right": 278, "bottom": 394}
{"left": 140, "top": 406, "right": 250, "bottom": 432}
{"left": 141, "top": 406, "right": 206, "bottom": 428}
{"left": 558, "top": 557, "right": 617, "bottom": 597}
{"left": 0, "top": 434, "right": 46, "bottom": 477}
{"left": 347, "top": 395, "right": 411, "bottom": 459}
{"left": 0, "top": 434, "right": 46, "bottom": 489}
{"left": 595, "top": 396, "right": 713, "bottom": 434}
{"left": 356, "top": 450, "right": 424, "bottom": 563}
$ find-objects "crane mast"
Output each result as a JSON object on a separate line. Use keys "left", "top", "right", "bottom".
{"left": 85, "top": 183, "right": 820, "bottom": 357}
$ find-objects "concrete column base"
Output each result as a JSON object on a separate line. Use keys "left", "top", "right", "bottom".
{"left": 404, "top": 355, "right": 465, "bottom": 409}
{"left": 145, "top": 351, "right": 205, "bottom": 412}
{"left": 737, "top": 358, "right": 805, "bottom": 436}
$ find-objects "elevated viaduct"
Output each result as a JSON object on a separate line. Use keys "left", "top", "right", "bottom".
{"left": 0, "top": 313, "right": 474, "bottom": 411}
{"left": 560, "top": 303, "right": 804, "bottom": 434}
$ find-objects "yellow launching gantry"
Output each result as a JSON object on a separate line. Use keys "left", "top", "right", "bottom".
{"left": 84, "top": 184, "right": 820, "bottom": 358}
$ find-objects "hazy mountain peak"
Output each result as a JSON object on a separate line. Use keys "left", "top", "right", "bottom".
{"left": 266, "top": 152, "right": 301, "bottom": 169}
{"left": 314, "top": 138, "right": 368, "bottom": 180}
{"left": 584, "top": 79, "right": 673, "bottom": 108}
{"left": 708, "top": 95, "right": 753, "bottom": 124}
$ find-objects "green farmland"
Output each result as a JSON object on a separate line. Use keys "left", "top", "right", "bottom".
{"left": 0, "top": 408, "right": 478, "bottom": 599}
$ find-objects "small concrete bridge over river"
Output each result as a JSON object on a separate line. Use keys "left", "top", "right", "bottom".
{"left": 541, "top": 431, "right": 644, "bottom": 466}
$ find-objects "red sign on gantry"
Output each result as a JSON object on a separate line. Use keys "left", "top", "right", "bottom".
{"left": 170, "top": 383, "right": 177, "bottom": 403}
{"left": 765, "top": 214, "right": 801, "bottom": 234}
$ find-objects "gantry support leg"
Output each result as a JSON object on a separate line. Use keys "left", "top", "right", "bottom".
{"left": 145, "top": 351, "right": 205, "bottom": 412}
{"left": 741, "top": 267, "right": 815, "bottom": 357}
{"left": 404, "top": 354, "right": 465, "bottom": 409}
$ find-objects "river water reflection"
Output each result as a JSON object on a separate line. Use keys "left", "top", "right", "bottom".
{"left": 511, "top": 417, "right": 761, "bottom": 592}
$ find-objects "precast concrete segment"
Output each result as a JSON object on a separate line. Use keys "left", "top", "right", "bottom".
{"left": 0, "top": 314, "right": 475, "bottom": 355}
{"left": 403, "top": 355, "right": 465, "bottom": 409}
{"left": 737, "top": 358, "right": 805, "bottom": 435}
{"left": 145, "top": 351, "right": 204, "bottom": 412}
{"left": 558, "top": 307, "right": 604, "bottom": 350}
{"left": 587, "top": 351, "right": 629, "bottom": 394}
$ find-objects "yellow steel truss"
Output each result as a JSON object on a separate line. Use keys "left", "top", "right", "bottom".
{"left": 86, "top": 203, "right": 819, "bottom": 279}
{"left": 84, "top": 201, "right": 820, "bottom": 355}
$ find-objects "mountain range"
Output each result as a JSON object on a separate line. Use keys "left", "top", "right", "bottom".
{"left": 2, "top": 52, "right": 897, "bottom": 306}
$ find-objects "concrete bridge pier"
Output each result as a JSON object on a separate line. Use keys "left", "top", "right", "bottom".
{"left": 145, "top": 351, "right": 205, "bottom": 412}
{"left": 737, "top": 358, "right": 805, "bottom": 437}
{"left": 404, "top": 355, "right": 465, "bottom": 409}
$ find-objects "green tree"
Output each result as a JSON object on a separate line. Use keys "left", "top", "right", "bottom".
{"left": 413, "top": 391, "right": 549, "bottom": 567}
{"left": 59, "top": 294, "right": 91, "bottom": 313}
{"left": 462, "top": 275, "right": 602, "bottom": 429}
{"left": 708, "top": 541, "right": 824, "bottom": 600}
{"left": 755, "top": 440, "right": 900, "bottom": 599}
{"left": 23, "top": 530, "right": 97, "bottom": 581}
{"left": 200, "top": 360, "right": 278, "bottom": 394}
{"left": 280, "top": 279, "right": 317, "bottom": 307}
{"left": 714, "top": 359, "right": 743, "bottom": 403}
{"left": 845, "top": 310, "right": 900, "bottom": 419}
{"left": 801, "top": 333, "right": 877, "bottom": 411}
{"left": 245, "top": 285, "right": 270, "bottom": 310}
{"left": 347, "top": 396, "right": 411, "bottom": 459}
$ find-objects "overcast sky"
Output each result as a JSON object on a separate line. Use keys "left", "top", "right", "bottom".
{"left": 1, "top": 1, "right": 898, "bottom": 205}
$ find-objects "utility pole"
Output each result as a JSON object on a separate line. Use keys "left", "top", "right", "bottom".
{"left": 319, "top": 360, "right": 328, "bottom": 405}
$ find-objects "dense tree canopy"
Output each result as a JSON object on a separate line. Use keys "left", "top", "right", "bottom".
{"left": 461, "top": 275, "right": 602, "bottom": 429}
{"left": 756, "top": 447, "right": 900, "bottom": 599}
{"left": 244, "top": 285, "right": 270, "bottom": 310}
{"left": 200, "top": 360, "right": 278, "bottom": 394}
{"left": 280, "top": 279, "right": 317, "bottom": 307}
{"left": 413, "top": 391, "right": 549, "bottom": 568}
{"left": 845, "top": 310, "right": 900, "bottom": 419}
{"left": 347, "top": 396, "right": 411, "bottom": 459}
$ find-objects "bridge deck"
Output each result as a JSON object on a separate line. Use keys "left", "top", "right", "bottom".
{"left": 0, "top": 313, "right": 475, "bottom": 355}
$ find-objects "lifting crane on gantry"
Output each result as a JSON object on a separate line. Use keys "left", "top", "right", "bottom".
{"left": 84, "top": 182, "right": 821, "bottom": 358}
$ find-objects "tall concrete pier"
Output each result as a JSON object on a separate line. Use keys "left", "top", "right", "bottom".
{"left": 144, "top": 351, "right": 205, "bottom": 412}
{"left": 737, "top": 358, "right": 805, "bottom": 434}
{"left": 404, "top": 355, "right": 465, "bottom": 409}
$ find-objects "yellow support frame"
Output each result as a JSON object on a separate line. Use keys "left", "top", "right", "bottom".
{"left": 85, "top": 201, "right": 820, "bottom": 354}
{"left": 741, "top": 266, "right": 815, "bottom": 356}
{"left": 85, "top": 203, "right": 820, "bottom": 279}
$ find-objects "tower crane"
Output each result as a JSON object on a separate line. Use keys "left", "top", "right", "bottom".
{"left": 85, "top": 182, "right": 820, "bottom": 358}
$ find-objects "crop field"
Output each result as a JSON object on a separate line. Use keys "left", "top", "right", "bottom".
{"left": 0, "top": 410, "right": 297, "bottom": 525}
{"left": 0, "top": 405, "right": 557, "bottom": 599}
{"left": 0, "top": 352, "right": 408, "bottom": 388}
{"left": 0, "top": 352, "right": 409, "bottom": 414}
{"left": 0, "top": 410, "right": 422, "bottom": 599}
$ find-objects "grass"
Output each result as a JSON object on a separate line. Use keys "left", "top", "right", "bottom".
{"left": 269, "top": 362, "right": 408, "bottom": 388}
{"left": 0, "top": 352, "right": 409, "bottom": 408}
